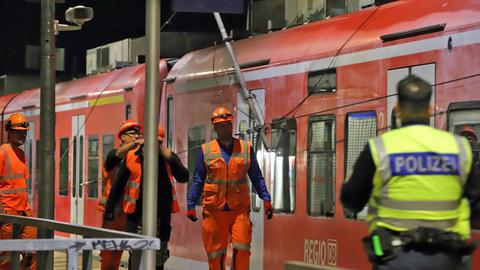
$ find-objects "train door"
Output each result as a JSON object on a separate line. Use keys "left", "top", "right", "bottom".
{"left": 236, "top": 89, "right": 265, "bottom": 270}
{"left": 70, "top": 115, "right": 85, "bottom": 225}
{"left": 387, "top": 63, "right": 435, "bottom": 129}
{"left": 25, "top": 121, "right": 35, "bottom": 206}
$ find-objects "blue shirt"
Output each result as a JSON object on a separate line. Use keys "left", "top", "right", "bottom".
{"left": 187, "top": 139, "right": 271, "bottom": 210}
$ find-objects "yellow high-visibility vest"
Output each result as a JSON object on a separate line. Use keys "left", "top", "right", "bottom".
{"left": 368, "top": 125, "right": 472, "bottom": 239}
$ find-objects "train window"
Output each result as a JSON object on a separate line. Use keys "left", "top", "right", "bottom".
{"left": 102, "top": 134, "right": 115, "bottom": 194}
{"left": 88, "top": 136, "right": 99, "bottom": 198}
{"left": 59, "top": 138, "right": 69, "bottom": 196}
{"left": 270, "top": 118, "right": 297, "bottom": 213}
{"left": 125, "top": 104, "right": 132, "bottom": 120}
{"left": 307, "top": 115, "right": 336, "bottom": 217}
{"left": 167, "top": 97, "right": 174, "bottom": 149}
{"left": 344, "top": 111, "right": 377, "bottom": 219}
{"left": 308, "top": 69, "right": 336, "bottom": 94}
{"left": 187, "top": 125, "right": 206, "bottom": 204}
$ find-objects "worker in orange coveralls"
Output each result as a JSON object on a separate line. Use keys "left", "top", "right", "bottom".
{"left": 98, "top": 120, "right": 143, "bottom": 270}
{"left": 187, "top": 106, "right": 273, "bottom": 270}
{"left": 0, "top": 113, "right": 36, "bottom": 270}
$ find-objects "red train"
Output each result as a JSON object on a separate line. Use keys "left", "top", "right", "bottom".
{"left": 1, "top": 0, "right": 479, "bottom": 269}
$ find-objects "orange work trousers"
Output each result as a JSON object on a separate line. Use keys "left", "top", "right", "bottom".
{"left": 202, "top": 209, "right": 252, "bottom": 270}
{"left": 99, "top": 205, "right": 127, "bottom": 270}
{"left": 0, "top": 209, "right": 37, "bottom": 270}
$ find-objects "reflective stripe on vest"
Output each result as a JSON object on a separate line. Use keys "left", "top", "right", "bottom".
{"left": 0, "top": 187, "right": 28, "bottom": 195}
{"left": 207, "top": 248, "right": 227, "bottom": 259}
{"left": 232, "top": 242, "right": 250, "bottom": 251}
{"left": 122, "top": 150, "right": 142, "bottom": 214}
{"left": 368, "top": 126, "right": 471, "bottom": 233}
{"left": 202, "top": 139, "right": 251, "bottom": 211}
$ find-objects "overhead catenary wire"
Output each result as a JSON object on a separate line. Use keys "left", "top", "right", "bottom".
{"left": 172, "top": 72, "right": 480, "bottom": 157}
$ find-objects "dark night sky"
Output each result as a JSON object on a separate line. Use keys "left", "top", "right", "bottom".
{"left": 0, "top": 0, "right": 247, "bottom": 77}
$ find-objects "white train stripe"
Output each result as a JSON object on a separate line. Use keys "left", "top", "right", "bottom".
{"left": 175, "top": 28, "right": 480, "bottom": 93}
{"left": 4, "top": 101, "right": 90, "bottom": 119}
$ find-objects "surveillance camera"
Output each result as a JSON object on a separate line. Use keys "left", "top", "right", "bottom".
{"left": 65, "top": 6, "right": 94, "bottom": 26}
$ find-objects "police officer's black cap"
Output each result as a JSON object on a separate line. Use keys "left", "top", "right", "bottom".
{"left": 397, "top": 75, "right": 432, "bottom": 108}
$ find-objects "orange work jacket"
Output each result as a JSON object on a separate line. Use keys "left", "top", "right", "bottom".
{"left": 122, "top": 149, "right": 180, "bottom": 214}
{"left": 0, "top": 143, "right": 30, "bottom": 211}
{"left": 202, "top": 138, "right": 251, "bottom": 211}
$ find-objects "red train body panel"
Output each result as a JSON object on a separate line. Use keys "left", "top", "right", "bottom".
{"left": 0, "top": 0, "right": 478, "bottom": 269}
{"left": 165, "top": 1, "right": 480, "bottom": 269}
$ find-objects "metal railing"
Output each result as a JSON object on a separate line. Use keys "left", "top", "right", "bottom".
{"left": 0, "top": 214, "right": 160, "bottom": 270}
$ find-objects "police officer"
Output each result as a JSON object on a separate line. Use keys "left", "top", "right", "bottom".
{"left": 341, "top": 75, "right": 480, "bottom": 269}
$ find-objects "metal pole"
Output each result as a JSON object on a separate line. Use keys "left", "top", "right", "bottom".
{"left": 39, "top": 0, "right": 56, "bottom": 269}
{"left": 213, "top": 12, "right": 270, "bottom": 149}
{"left": 143, "top": 0, "right": 160, "bottom": 268}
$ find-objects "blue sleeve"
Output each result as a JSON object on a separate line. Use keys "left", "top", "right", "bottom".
{"left": 248, "top": 146, "right": 271, "bottom": 201}
{"left": 187, "top": 149, "right": 206, "bottom": 210}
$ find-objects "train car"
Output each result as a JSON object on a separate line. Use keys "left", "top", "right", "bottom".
{"left": 163, "top": 0, "right": 480, "bottom": 269}
{"left": 0, "top": 60, "right": 170, "bottom": 229}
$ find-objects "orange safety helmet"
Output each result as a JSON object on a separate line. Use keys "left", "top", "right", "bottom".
{"left": 118, "top": 120, "right": 141, "bottom": 138}
{"left": 211, "top": 106, "right": 234, "bottom": 124}
{"left": 5, "top": 113, "right": 29, "bottom": 131}
{"left": 459, "top": 125, "right": 477, "bottom": 141}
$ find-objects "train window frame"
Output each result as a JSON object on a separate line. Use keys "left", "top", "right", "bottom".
{"left": 187, "top": 125, "right": 206, "bottom": 205}
{"left": 79, "top": 135, "right": 84, "bottom": 199}
{"left": 59, "top": 137, "right": 69, "bottom": 196}
{"left": 344, "top": 111, "right": 377, "bottom": 219}
{"left": 167, "top": 96, "right": 174, "bottom": 149}
{"left": 87, "top": 135, "right": 99, "bottom": 199}
{"left": 270, "top": 118, "right": 297, "bottom": 214}
{"left": 72, "top": 136, "right": 77, "bottom": 197}
{"left": 308, "top": 68, "right": 337, "bottom": 94}
{"left": 102, "top": 134, "right": 115, "bottom": 195}
{"left": 307, "top": 114, "right": 336, "bottom": 217}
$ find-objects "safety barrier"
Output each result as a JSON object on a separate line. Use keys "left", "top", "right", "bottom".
{"left": 0, "top": 213, "right": 160, "bottom": 270}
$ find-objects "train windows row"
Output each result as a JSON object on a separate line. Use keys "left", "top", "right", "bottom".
{"left": 182, "top": 104, "right": 479, "bottom": 220}
{"left": 50, "top": 105, "right": 479, "bottom": 220}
